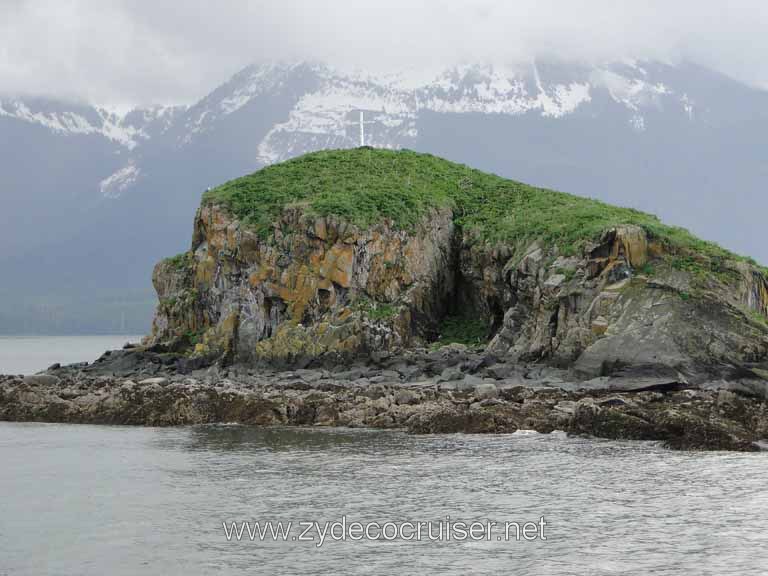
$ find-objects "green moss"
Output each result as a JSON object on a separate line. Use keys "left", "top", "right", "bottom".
{"left": 203, "top": 148, "right": 764, "bottom": 268}
{"left": 354, "top": 296, "right": 399, "bottom": 321}
{"left": 669, "top": 254, "right": 739, "bottom": 285}
{"left": 556, "top": 268, "right": 577, "bottom": 282}
{"left": 164, "top": 252, "right": 193, "bottom": 270}
{"left": 160, "top": 288, "right": 197, "bottom": 314}
{"left": 742, "top": 306, "right": 768, "bottom": 328}
{"left": 433, "top": 314, "right": 489, "bottom": 348}
{"left": 181, "top": 329, "right": 205, "bottom": 348}
{"left": 160, "top": 296, "right": 177, "bottom": 308}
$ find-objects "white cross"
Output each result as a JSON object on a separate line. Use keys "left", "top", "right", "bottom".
{"left": 352, "top": 110, "right": 376, "bottom": 147}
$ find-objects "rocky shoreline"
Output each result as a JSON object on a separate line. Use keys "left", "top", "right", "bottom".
{"left": 2, "top": 344, "right": 767, "bottom": 452}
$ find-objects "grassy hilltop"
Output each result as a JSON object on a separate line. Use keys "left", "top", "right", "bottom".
{"left": 203, "top": 147, "right": 758, "bottom": 271}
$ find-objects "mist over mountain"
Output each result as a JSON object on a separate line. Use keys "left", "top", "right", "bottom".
{"left": 2, "top": 58, "right": 767, "bottom": 334}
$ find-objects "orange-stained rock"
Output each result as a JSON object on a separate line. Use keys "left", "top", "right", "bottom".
{"left": 591, "top": 316, "right": 609, "bottom": 335}
{"left": 320, "top": 244, "right": 354, "bottom": 288}
{"left": 610, "top": 225, "right": 648, "bottom": 268}
{"left": 648, "top": 240, "right": 666, "bottom": 259}
{"left": 735, "top": 261, "right": 768, "bottom": 317}
{"left": 313, "top": 217, "right": 328, "bottom": 240}
{"left": 195, "top": 256, "right": 216, "bottom": 287}
{"left": 149, "top": 203, "right": 455, "bottom": 364}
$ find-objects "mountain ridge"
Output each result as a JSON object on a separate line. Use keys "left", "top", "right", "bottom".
{"left": 0, "top": 59, "right": 707, "bottom": 163}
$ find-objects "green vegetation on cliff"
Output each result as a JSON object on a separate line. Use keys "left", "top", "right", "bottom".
{"left": 203, "top": 148, "right": 760, "bottom": 268}
{"left": 432, "top": 315, "right": 489, "bottom": 349}
{"left": 163, "top": 252, "right": 193, "bottom": 270}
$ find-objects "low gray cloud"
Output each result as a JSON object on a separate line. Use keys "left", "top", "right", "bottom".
{"left": 1, "top": 0, "right": 767, "bottom": 107}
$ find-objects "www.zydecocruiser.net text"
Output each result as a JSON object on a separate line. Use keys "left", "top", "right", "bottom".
{"left": 222, "top": 516, "right": 548, "bottom": 547}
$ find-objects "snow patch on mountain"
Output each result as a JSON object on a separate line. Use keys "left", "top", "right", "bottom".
{"left": 422, "top": 64, "right": 591, "bottom": 117}
{"left": 122, "top": 105, "right": 185, "bottom": 136}
{"left": 680, "top": 94, "right": 695, "bottom": 120}
{"left": 256, "top": 63, "right": 596, "bottom": 163}
{"left": 0, "top": 100, "right": 92, "bottom": 133}
{"left": 177, "top": 63, "right": 306, "bottom": 145}
{"left": 0, "top": 97, "right": 190, "bottom": 151}
{"left": 99, "top": 162, "right": 140, "bottom": 198}
{"left": 591, "top": 70, "right": 670, "bottom": 111}
{"left": 0, "top": 99, "right": 165, "bottom": 150}
{"left": 218, "top": 63, "right": 292, "bottom": 114}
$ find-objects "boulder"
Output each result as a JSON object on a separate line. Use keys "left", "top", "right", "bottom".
{"left": 474, "top": 382, "right": 498, "bottom": 400}
{"left": 23, "top": 374, "right": 60, "bottom": 387}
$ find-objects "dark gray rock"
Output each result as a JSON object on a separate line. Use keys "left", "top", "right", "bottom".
{"left": 484, "top": 363, "right": 516, "bottom": 380}
{"left": 438, "top": 366, "right": 463, "bottom": 383}
{"left": 700, "top": 379, "right": 768, "bottom": 399}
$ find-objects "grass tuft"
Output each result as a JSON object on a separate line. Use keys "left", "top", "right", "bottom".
{"left": 433, "top": 314, "right": 489, "bottom": 348}
{"left": 163, "top": 252, "right": 193, "bottom": 270}
{"left": 354, "top": 296, "right": 399, "bottom": 321}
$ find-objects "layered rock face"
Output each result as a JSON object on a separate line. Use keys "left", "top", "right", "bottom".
{"left": 150, "top": 203, "right": 455, "bottom": 366}
{"left": 462, "top": 225, "right": 768, "bottom": 381}
{"left": 150, "top": 194, "right": 768, "bottom": 382}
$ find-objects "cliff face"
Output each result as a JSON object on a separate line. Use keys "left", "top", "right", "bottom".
{"left": 151, "top": 210, "right": 768, "bottom": 381}
{"left": 148, "top": 150, "right": 768, "bottom": 381}
{"left": 461, "top": 226, "right": 768, "bottom": 380}
{"left": 150, "top": 203, "right": 455, "bottom": 366}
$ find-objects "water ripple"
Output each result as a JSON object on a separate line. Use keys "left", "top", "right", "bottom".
{"left": 1, "top": 423, "right": 766, "bottom": 575}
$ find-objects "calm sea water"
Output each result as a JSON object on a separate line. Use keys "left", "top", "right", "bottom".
{"left": 1, "top": 424, "right": 767, "bottom": 575}
{"left": 0, "top": 335, "right": 143, "bottom": 375}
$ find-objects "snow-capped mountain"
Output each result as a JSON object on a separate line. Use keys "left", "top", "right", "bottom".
{"left": 2, "top": 59, "right": 767, "bottom": 333}
{"left": 0, "top": 60, "right": 712, "bottom": 200}
{"left": 78, "top": 59, "right": 715, "bottom": 201}
{"left": 250, "top": 61, "right": 684, "bottom": 164}
{"left": 0, "top": 97, "right": 182, "bottom": 150}
{"left": 130, "top": 60, "right": 700, "bottom": 167}
{"left": 6, "top": 60, "right": 702, "bottom": 194}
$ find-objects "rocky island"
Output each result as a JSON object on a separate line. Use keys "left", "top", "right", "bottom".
{"left": 3, "top": 148, "right": 768, "bottom": 450}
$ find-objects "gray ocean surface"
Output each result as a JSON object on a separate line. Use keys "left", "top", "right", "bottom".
{"left": 0, "top": 335, "right": 143, "bottom": 375}
{"left": 1, "top": 423, "right": 767, "bottom": 576}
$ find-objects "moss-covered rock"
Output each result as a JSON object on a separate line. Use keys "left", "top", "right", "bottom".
{"left": 148, "top": 149, "right": 768, "bottom": 378}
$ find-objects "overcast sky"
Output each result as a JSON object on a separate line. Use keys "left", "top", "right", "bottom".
{"left": 1, "top": 0, "right": 767, "bottom": 108}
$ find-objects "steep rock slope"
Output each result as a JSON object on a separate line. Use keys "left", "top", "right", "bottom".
{"left": 151, "top": 203, "right": 454, "bottom": 365}
{"left": 148, "top": 149, "right": 768, "bottom": 380}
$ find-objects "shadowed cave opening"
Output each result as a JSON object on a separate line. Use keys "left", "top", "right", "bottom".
{"left": 424, "top": 236, "right": 506, "bottom": 349}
